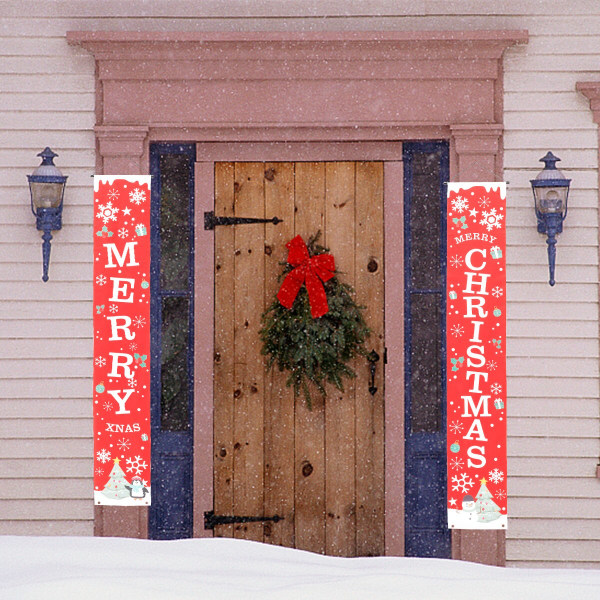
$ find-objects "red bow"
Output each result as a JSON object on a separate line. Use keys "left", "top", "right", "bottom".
{"left": 277, "top": 236, "right": 335, "bottom": 318}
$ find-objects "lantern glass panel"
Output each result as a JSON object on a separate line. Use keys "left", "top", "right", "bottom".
{"left": 535, "top": 185, "right": 567, "bottom": 215}
{"left": 30, "top": 181, "right": 64, "bottom": 210}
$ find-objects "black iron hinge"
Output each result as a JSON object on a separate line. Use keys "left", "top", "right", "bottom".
{"left": 204, "top": 211, "right": 282, "bottom": 230}
{"left": 204, "top": 510, "right": 284, "bottom": 530}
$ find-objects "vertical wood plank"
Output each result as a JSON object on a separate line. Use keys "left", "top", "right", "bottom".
{"left": 263, "top": 162, "right": 296, "bottom": 548}
{"left": 383, "top": 160, "right": 405, "bottom": 555}
{"left": 384, "top": 161, "right": 405, "bottom": 556}
{"left": 294, "top": 162, "right": 326, "bottom": 554}
{"left": 324, "top": 161, "right": 357, "bottom": 556}
{"left": 355, "top": 161, "right": 385, "bottom": 556}
{"left": 213, "top": 162, "right": 235, "bottom": 538}
{"left": 233, "top": 162, "right": 265, "bottom": 542}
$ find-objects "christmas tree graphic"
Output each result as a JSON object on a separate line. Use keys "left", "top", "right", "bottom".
{"left": 475, "top": 477, "right": 502, "bottom": 523}
{"left": 101, "top": 457, "right": 131, "bottom": 501}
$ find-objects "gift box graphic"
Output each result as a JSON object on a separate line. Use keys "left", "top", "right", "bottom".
{"left": 494, "top": 398, "right": 505, "bottom": 410}
{"left": 490, "top": 246, "right": 502, "bottom": 259}
{"left": 135, "top": 223, "right": 147, "bottom": 236}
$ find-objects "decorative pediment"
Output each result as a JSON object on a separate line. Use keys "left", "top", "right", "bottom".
{"left": 67, "top": 31, "right": 527, "bottom": 136}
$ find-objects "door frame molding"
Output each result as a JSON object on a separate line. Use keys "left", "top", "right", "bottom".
{"left": 69, "top": 29, "right": 526, "bottom": 564}
{"left": 192, "top": 142, "right": 406, "bottom": 554}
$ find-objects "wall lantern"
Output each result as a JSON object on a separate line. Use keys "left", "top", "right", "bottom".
{"left": 530, "top": 151, "right": 570, "bottom": 286}
{"left": 27, "top": 147, "right": 67, "bottom": 282}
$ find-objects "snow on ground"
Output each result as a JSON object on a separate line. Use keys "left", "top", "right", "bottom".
{"left": 1, "top": 536, "right": 600, "bottom": 600}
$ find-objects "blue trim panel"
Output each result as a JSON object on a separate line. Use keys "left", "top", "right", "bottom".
{"left": 149, "top": 143, "right": 196, "bottom": 540}
{"left": 403, "top": 141, "right": 451, "bottom": 558}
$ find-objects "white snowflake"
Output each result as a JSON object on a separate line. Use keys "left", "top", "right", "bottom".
{"left": 479, "top": 208, "right": 504, "bottom": 232}
{"left": 102, "top": 401, "right": 113, "bottom": 412}
{"left": 109, "top": 304, "right": 118, "bottom": 314}
{"left": 488, "top": 360, "right": 498, "bottom": 371}
{"left": 129, "top": 188, "right": 147, "bottom": 205}
{"left": 142, "top": 479, "right": 149, "bottom": 488}
{"left": 491, "top": 383, "right": 503, "bottom": 395}
{"left": 488, "top": 468, "right": 504, "bottom": 484}
{"left": 449, "top": 457, "right": 464, "bottom": 471}
{"left": 107, "top": 188, "right": 120, "bottom": 202}
{"left": 117, "top": 437, "right": 131, "bottom": 452}
{"left": 118, "top": 227, "right": 129, "bottom": 239}
{"left": 478, "top": 195, "right": 491, "bottom": 209}
{"left": 95, "top": 274, "right": 107, "bottom": 286}
{"left": 94, "top": 356, "right": 106, "bottom": 367}
{"left": 451, "top": 472, "right": 474, "bottom": 495}
{"left": 96, "top": 201, "right": 119, "bottom": 224}
{"left": 491, "top": 286, "right": 504, "bottom": 298}
{"left": 133, "top": 315, "right": 146, "bottom": 328}
{"left": 450, "top": 324, "right": 464, "bottom": 338}
{"left": 495, "top": 488, "right": 506, "bottom": 500}
{"left": 127, "top": 377, "right": 137, "bottom": 388}
{"left": 449, "top": 420, "right": 464, "bottom": 435}
{"left": 96, "top": 448, "right": 111, "bottom": 464}
{"left": 95, "top": 467, "right": 104, "bottom": 476}
{"left": 450, "top": 254, "right": 464, "bottom": 268}
{"left": 129, "top": 342, "right": 138, "bottom": 351}
{"left": 451, "top": 195, "right": 469, "bottom": 213}
{"left": 126, "top": 455, "right": 148, "bottom": 476}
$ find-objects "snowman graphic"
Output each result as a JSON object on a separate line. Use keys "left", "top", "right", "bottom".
{"left": 461, "top": 494, "right": 477, "bottom": 521}
{"left": 124, "top": 475, "right": 149, "bottom": 499}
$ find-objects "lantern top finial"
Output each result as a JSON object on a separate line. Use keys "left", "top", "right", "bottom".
{"left": 539, "top": 151, "right": 560, "bottom": 171}
{"left": 37, "top": 147, "right": 59, "bottom": 166}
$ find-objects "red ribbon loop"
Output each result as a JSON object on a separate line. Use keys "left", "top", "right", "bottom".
{"left": 277, "top": 236, "right": 335, "bottom": 318}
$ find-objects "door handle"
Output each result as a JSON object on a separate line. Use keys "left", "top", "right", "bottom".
{"left": 367, "top": 350, "right": 380, "bottom": 396}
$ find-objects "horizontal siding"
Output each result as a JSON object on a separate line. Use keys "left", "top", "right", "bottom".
{"left": 0, "top": 1, "right": 598, "bottom": 568}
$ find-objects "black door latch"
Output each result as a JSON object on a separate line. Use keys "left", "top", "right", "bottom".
{"left": 204, "top": 510, "right": 284, "bottom": 530}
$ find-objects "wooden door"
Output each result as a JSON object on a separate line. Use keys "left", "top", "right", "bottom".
{"left": 213, "top": 161, "right": 384, "bottom": 556}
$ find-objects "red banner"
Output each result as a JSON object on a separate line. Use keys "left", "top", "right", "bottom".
{"left": 93, "top": 176, "right": 151, "bottom": 506}
{"left": 447, "top": 183, "right": 507, "bottom": 529}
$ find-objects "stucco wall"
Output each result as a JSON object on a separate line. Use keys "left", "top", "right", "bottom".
{"left": 0, "top": 1, "right": 599, "bottom": 567}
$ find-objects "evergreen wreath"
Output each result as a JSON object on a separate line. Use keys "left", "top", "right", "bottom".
{"left": 260, "top": 232, "right": 370, "bottom": 409}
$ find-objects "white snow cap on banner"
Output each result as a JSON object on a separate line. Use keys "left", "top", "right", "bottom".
{"left": 93, "top": 174, "right": 151, "bottom": 192}
{"left": 447, "top": 182, "right": 506, "bottom": 199}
